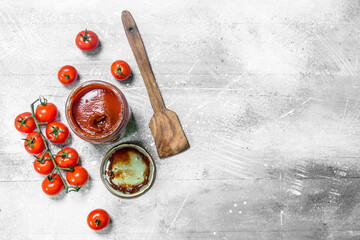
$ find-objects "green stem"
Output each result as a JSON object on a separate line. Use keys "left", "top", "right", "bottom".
{"left": 116, "top": 65, "right": 127, "bottom": 77}
{"left": 58, "top": 167, "right": 72, "bottom": 171}
{"left": 30, "top": 97, "right": 79, "bottom": 193}
{"left": 49, "top": 165, "right": 56, "bottom": 176}
{"left": 62, "top": 73, "right": 70, "bottom": 80}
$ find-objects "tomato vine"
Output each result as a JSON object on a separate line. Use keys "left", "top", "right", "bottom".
{"left": 30, "top": 97, "right": 80, "bottom": 193}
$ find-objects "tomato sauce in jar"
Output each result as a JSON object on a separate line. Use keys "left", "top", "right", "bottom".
{"left": 66, "top": 80, "right": 130, "bottom": 143}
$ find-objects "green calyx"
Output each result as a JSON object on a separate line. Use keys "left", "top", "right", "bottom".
{"left": 34, "top": 154, "right": 50, "bottom": 164}
{"left": 66, "top": 185, "right": 81, "bottom": 193}
{"left": 16, "top": 116, "right": 32, "bottom": 130}
{"left": 62, "top": 73, "right": 70, "bottom": 80}
{"left": 95, "top": 218, "right": 101, "bottom": 226}
{"left": 49, "top": 126, "right": 65, "bottom": 140}
{"left": 39, "top": 95, "right": 48, "bottom": 106}
{"left": 47, "top": 174, "right": 54, "bottom": 182}
{"left": 68, "top": 165, "right": 75, "bottom": 172}
{"left": 116, "top": 65, "right": 127, "bottom": 77}
{"left": 57, "top": 148, "right": 72, "bottom": 159}
{"left": 24, "top": 133, "right": 39, "bottom": 149}
{"left": 80, "top": 29, "right": 94, "bottom": 43}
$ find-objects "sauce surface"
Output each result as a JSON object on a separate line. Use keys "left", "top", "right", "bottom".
{"left": 106, "top": 147, "right": 151, "bottom": 194}
{"left": 71, "top": 84, "right": 122, "bottom": 136}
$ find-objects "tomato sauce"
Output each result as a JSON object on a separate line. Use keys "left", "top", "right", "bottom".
{"left": 71, "top": 84, "right": 122, "bottom": 136}
{"left": 66, "top": 80, "right": 130, "bottom": 143}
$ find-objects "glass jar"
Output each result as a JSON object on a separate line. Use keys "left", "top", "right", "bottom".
{"left": 65, "top": 80, "right": 130, "bottom": 143}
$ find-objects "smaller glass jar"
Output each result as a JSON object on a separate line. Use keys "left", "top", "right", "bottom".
{"left": 65, "top": 80, "right": 130, "bottom": 143}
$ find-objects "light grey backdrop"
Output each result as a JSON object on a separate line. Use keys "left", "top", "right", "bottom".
{"left": 1, "top": 0, "right": 359, "bottom": 239}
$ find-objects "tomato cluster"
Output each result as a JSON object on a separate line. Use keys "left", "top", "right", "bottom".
{"left": 15, "top": 98, "right": 89, "bottom": 196}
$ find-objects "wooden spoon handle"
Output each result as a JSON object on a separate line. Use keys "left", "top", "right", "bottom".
{"left": 122, "top": 10, "right": 165, "bottom": 113}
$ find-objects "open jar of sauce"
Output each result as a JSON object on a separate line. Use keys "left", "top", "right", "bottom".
{"left": 65, "top": 80, "right": 130, "bottom": 143}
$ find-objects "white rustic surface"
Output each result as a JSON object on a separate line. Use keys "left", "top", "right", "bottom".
{"left": 1, "top": 0, "right": 360, "bottom": 239}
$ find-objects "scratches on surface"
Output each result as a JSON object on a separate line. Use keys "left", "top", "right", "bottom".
{"left": 143, "top": 0, "right": 181, "bottom": 18}
{"left": 166, "top": 191, "right": 190, "bottom": 234}
{"left": 355, "top": 57, "right": 359, "bottom": 73}
{"left": 284, "top": 162, "right": 352, "bottom": 208}
{"left": 339, "top": 98, "right": 349, "bottom": 132}
{"left": 204, "top": 134, "right": 267, "bottom": 179}
{"left": 187, "top": 59, "right": 199, "bottom": 74}
{"left": 319, "top": 32, "right": 355, "bottom": 76}
{"left": 277, "top": 109, "right": 296, "bottom": 120}
{"left": 126, "top": 89, "right": 148, "bottom": 108}
{"left": 166, "top": 94, "right": 181, "bottom": 108}
{"left": 301, "top": 97, "right": 312, "bottom": 106}
{"left": 277, "top": 97, "right": 312, "bottom": 121}
{"left": 0, "top": 47, "right": 19, "bottom": 60}
{"left": 0, "top": 11, "right": 7, "bottom": 24}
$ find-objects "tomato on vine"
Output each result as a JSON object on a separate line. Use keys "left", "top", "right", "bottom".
{"left": 14, "top": 112, "right": 36, "bottom": 133}
{"left": 18, "top": 96, "right": 81, "bottom": 195}
{"left": 34, "top": 152, "right": 54, "bottom": 175}
{"left": 42, "top": 174, "right": 64, "bottom": 195}
{"left": 66, "top": 166, "right": 89, "bottom": 187}
{"left": 46, "top": 121, "right": 69, "bottom": 144}
{"left": 75, "top": 29, "right": 99, "bottom": 52}
{"left": 87, "top": 209, "right": 110, "bottom": 230}
{"left": 55, "top": 147, "right": 79, "bottom": 168}
{"left": 35, "top": 99, "right": 58, "bottom": 123}
{"left": 24, "top": 131, "right": 45, "bottom": 154}
{"left": 111, "top": 60, "right": 131, "bottom": 81}
{"left": 58, "top": 65, "right": 78, "bottom": 85}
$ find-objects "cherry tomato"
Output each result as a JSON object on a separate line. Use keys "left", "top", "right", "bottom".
{"left": 58, "top": 65, "right": 78, "bottom": 85}
{"left": 75, "top": 29, "right": 99, "bottom": 52}
{"left": 14, "top": 112, "right": 36, "bottom": 133}
{"left": 42, "top": 174, "right": 64, "bottom": 196}
{"left": 87, "top": 209, "right": 110, "bottom": 230}
{"left": 24, "top": 131, "right": 45, "bottom": 154}
{"left": 66, "top": 166, "right": 89, "bottom": 187}
{"left": 35, "top": 102, "right": 58, "bottom": 123}
{"left": 34, "top": 152, "right": 54, "bottom": 175}
{"left": 46, "top": 121, "right": 69, "bottom": 144}
{"left": 55, "top": 148, "right": 79, "bottom": 168}
{"left": 110, "top": 60, "right": 131, "bottom": 81}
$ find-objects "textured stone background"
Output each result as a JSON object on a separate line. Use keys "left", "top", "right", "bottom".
{"left": 1, "top": 0, "right": 360, "bottom": 239}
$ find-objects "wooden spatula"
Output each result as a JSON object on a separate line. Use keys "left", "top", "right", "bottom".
{"left": 122, "top": 10, "right": 190, "bottom": 158}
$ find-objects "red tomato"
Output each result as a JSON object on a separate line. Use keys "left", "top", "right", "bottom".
{"left": 42, "top": 174, "right": 64, "bottom": 196}
{"left": 58, "top": 65, "right": 78, "bottom": 85}
{"left": 66, "top": 166, "right": 89, "bottom": 187}
{"left": 87, "top": 209, "right": 110, "bottom": 230}
{"left": 14, "top": 112, "right": 36, "bottom": 133}
{"left": 34, "top": 152, "right": 54, "bottom": 175}
{"left": 35, "top": 102, "right": 58, "bottom": 123}
{"left": 55, "top": 148, "right": 79, "bottom": 168}
{"left": 110, "top": 60, "right": 131, "bottom": 81}
{"left": 75, "top": 29, "right": 99, "bottom": 52}
{"left": 24, "top": 131, "right": 45, "bottom": 154}
{"left": 46, "top": 121, "right": 69, "bottom": 144}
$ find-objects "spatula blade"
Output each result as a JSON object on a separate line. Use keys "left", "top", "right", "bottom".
{"left": 149, "top": 109, "right": 190, "bottom": 158}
